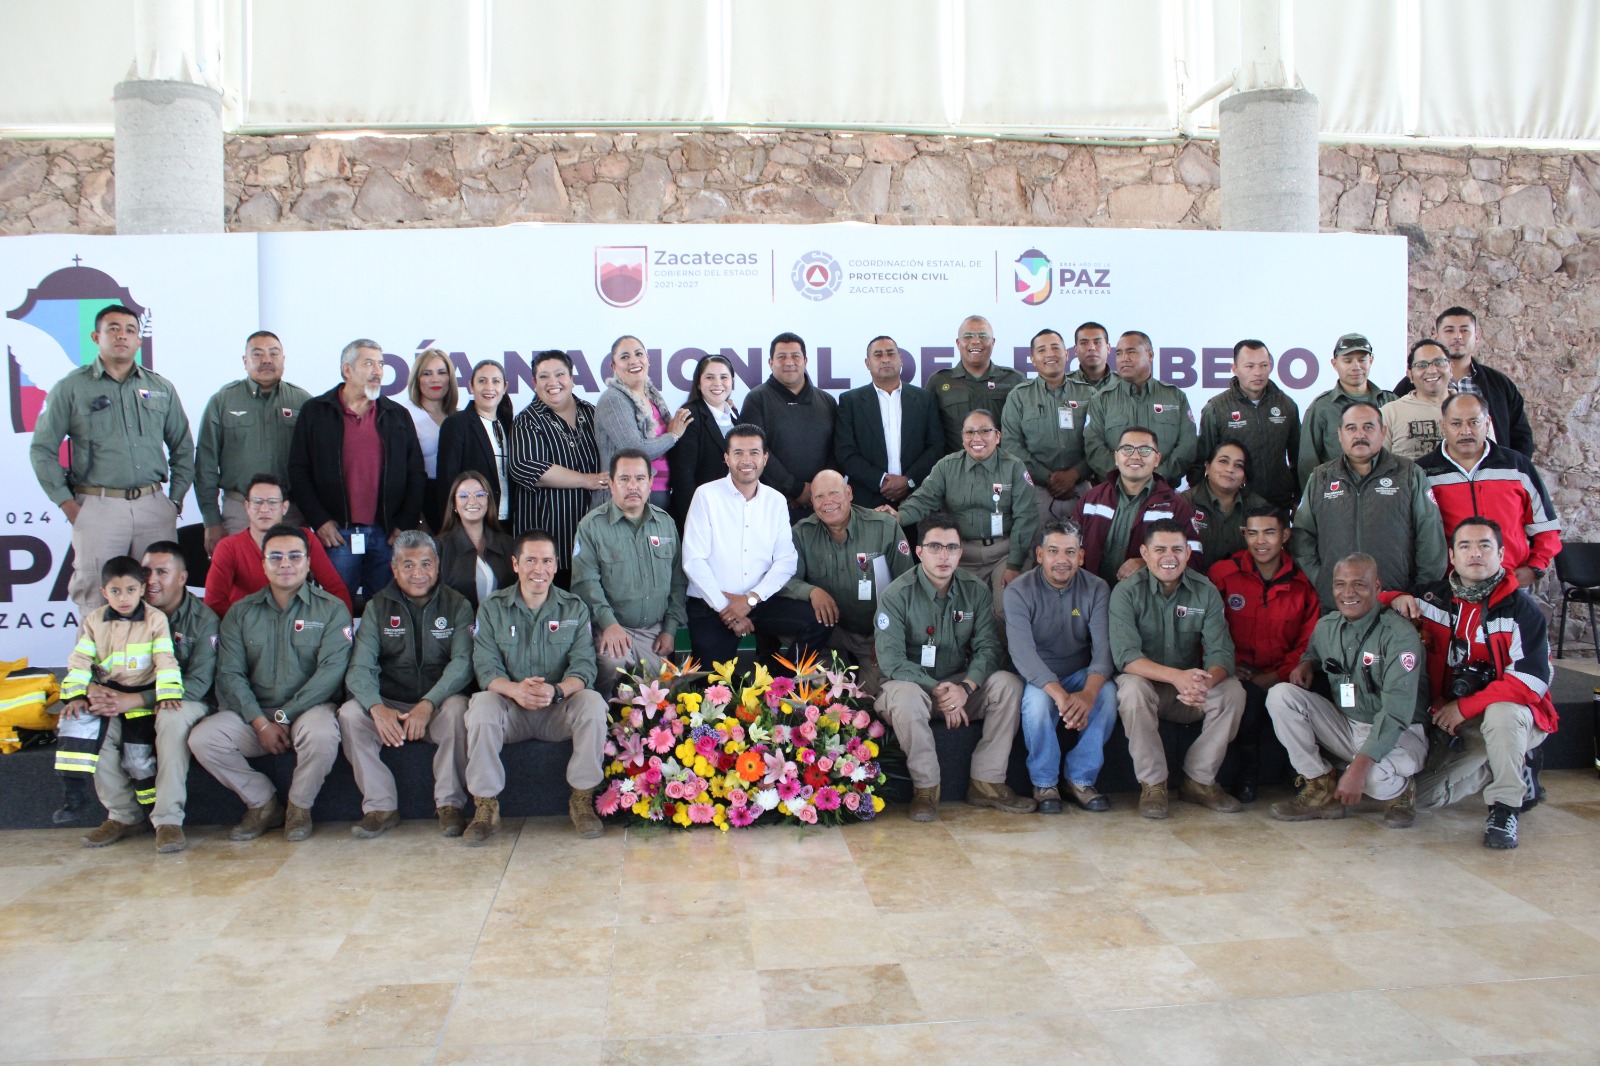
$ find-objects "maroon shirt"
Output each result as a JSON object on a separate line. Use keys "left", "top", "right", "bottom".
{"left": 339, "top": 391, "right": 383, "bottom": 527}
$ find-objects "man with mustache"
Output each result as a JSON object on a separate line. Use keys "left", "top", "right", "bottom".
{"left": 289, "top": 338, "right": 426, "bottom": 607}
{"left": 1298, "top": 333, "right": 1396, "bottom": 483}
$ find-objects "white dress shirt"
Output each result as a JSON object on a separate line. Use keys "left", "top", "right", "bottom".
{"left": 682, "top": 476, "right": 798, "bottom": 610}
{"left": 874, "top": 384, "right": 903, "bottom": 482}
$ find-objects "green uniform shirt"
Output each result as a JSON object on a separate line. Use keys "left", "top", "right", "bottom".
{"left": 874, "top": 567, "right": 1003, "bottom": 693}
{"left": 346, "top": 581, "right": 475, "bottom": 711}
{"left": 1183, "top": 483, "right": 1268, "bottom": 565}
{"left": 151, "top": 592, "right": 219, "bottom": 707}
{"left": 216, "top": 582, "right": 352, "bottom": 723}
{"left": 1298, "top": 383, "right": 1397, "bottom": 485}
{"left": 473, "top": 585, "right": 597, "bottom": 688}
{"left": 1194, "top": 378, "right": 1301, "bottom": 510}
{"left": 1302, "top": 605, "right": 1428, "bottom": 761}
{"left": 1000, "top": 376, "right": 1102, "bottom": 484}
{"left": 570, "top": 501, "right": 688, "bottom": 633}
{"left": 1084, "top": 377, "right": 1197, "bottom": 485}
{"left": 1109, "top": 567, "right": 1236, "bottom": 675}
{"left": 927, "top": 362, "right": 1025, "bottom": 453}
{"left": 896, "top": 450, "right": 1039, "bottom": 568}
{"left": 1099, "top": 482, "right": 1152, "bottom": 586}
{"left": 29, "top": 358, "right": 195, "bottom": 506}
{"left": 193, "top": 378, "right": 312, "bottom": 526}
{"left": 781, "top": 506, "right": 914, "bottom": 635}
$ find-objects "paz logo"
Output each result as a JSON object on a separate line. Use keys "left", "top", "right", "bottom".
{"left": 1013, "top": 248, "right": 1052, "bottom": 305}
{"left": 595, "top": 246, "right": 647, "bottom": 308}
{"left": 1362, "top": 651, "right": 1379, "bottom": 666}
{"left": 4, "top": 257, "right": 154, "bottom": 435}
{"left": 791, "top": 250, "right": 841, "bottom": 302}
{"left": 649, "top": 535, "right": 661, "bottom": 547}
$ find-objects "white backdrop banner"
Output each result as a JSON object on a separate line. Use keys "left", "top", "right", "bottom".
{"left": 2, "top": 223, "right": 1406, "bottom": 664}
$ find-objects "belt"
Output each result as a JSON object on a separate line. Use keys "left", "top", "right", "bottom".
{"left": 77, "top": 483, "right": 162, "bottom": 500}
{"left": 964, "top": 535, "right": 1008, "bottom": 548}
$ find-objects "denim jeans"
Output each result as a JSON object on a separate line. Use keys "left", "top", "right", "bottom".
{"left": 1020, "top": 666, "right": 1118, "bottom": 788}
{"left": 323, "top": 524, "right": 393, "bottom": 601}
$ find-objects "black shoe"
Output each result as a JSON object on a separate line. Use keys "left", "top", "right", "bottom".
{"left": 1235, "top": 778, "right": 1258, "bottom": 804}
{"left": 1521, "top": 748, "right": 1546, "bottom": 810}
{"left": 1484, "top": 802, "right": 1520, "bottom": 849}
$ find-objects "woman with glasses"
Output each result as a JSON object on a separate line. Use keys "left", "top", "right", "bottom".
{"left": 436, "top": 471, "right": 514, "bottom": 609}
{"left": 595, "top": 335, "right": 692, "bottom": 512}
{"left": 667, "top": 353, "right": 742, "bottom": 529}
{"left": 508, "top": 349, "right": 606, "bottom": 588}
{"left": 1184, "top": 440, "right": 1268, "bottom": 565}
{"left": 202, "top": 472, "right": 352, "bottom": 618}
{"left": 407, "top": 347, "right": 459, "bottom": 530}
{"left": 438, "top": 359, "right": 515, "bottom": 529}
{"left": 890, "top": 408, "right": 1039, "bottom": 619}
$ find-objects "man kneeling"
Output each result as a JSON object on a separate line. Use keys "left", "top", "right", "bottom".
{"left": 339, "top": 531, "right": 476, "bottom": 838}
{"left": 464, "top": 530, "right": 607, "bottom": 842}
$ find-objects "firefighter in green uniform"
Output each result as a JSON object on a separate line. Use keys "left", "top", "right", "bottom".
{"left": 1003, "top": 328, "right": 1108, "bottom": 534}
{"left": 1084, "top": 330, "right": 1197, "bottom": 485}
{"left": 927, "top": 314, "right": 1025, "bottom": 454}
{"left": 1298, "top": 333, "right": 1396, "bottom": 485}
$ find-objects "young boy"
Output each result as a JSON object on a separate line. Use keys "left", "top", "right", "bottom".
{"left": 56, "top": 556, "right": 185, "bottom": 846}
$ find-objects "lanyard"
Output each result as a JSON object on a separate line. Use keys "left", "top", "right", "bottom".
{"left": 1339, "top": 611, "right": 1385, "bottom": 688}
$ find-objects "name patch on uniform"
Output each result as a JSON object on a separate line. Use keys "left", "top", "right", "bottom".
{"left": 1175, "top": 605, "right": 1205, "bottom": 618}
{"left": 1362, "top": 651, "right": 1380, "bottom": 666}
{"left": 649, "top": 535, "right": 661, "bottom": 547}
{"left": 1153, "top": 403, "right": 1166, "bottom": 414}
{"left": 1227, "top": 594, "right": 1245, "bottom": 611}
{"left": 282, "top": 408, "right": 294, "bottom": 419}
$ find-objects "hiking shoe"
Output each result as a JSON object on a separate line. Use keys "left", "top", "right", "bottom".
{"left": 154, "top": 824, "right": 187, "bottom": 853}
{"left": 350, "top": 810, "right": 400, "bottom": 839}
{"left": 1270, "top": 772, "right": 1346, "bottom": 822}
{"left": 1066, "top": 782, "right": 1111, "bottom": 812}
{"left": 908, "top": 785, "right": 940, "bottom": 823}
{"left": 1382, "top": 782, "right": 1416, "bottom": 829}
{"left": 1178, "top": 778, "right": 1243, "bottom": 814}
{"left": 82, "top": 818, "right": 148, "bottom": 848}
{"left": 1485, "top": 802, "right": 1520, "bottom": 849}
{"left": 570, "top": 788, "right": 604, "bottom": 839}
{"left": 283, "top": 803, "right": 315, "bottom": 842}
{"left": 228, "top": 795, "right": 284, "bottom": 841}
{"left": 437, "top": 805, "right": 467, "bottom": 837}
{"left": 966, "top": 779, "right": 1037, "bottom": 814}
{"left": 1139, "top": 781, "right": 1169, "bottom": 819}
{"left": 463, "top": 796, "right": 501, "bottom": 846}
{"left": 1033, "top": 785, "right": 1063, "bottom": 814}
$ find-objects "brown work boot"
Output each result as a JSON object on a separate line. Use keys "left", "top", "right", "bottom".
{"left": 82, "top": 818, "right": 149, "bottom": 848}
{"left": 283, "top": 803, "right": 315, "bottom": 842}
{"left": 228, "top": 795, "right": 284, "bottom": 841}
{"left": 437, "top": 805, "right": 467, "bottom": 837}
{"left": 1178, "top": 778, "right": 1244, "bottom": 814}
{"left": 1139, "top": 781, "right": 1169, "bottom": 820}
{"left": 1033, "top": 784, "right": 1063, "bottom": 814}
{"left": 967, "top": 779, "right": 1038, "bottom": 814}
{"left": 908, "top": 785, "right": 941, "bottom": 823}
{"left": 1066, "top": 781, "right": 1111, "bottom": 812}
{"left": 350, "top": 809, "right": 401, "bottom": 839}
{"left": 1383, "top": 781, "right": 1416, "bottom": 829}
{"left": 570, "top": 788, "right": 604, "bottom": 839}
{"left": 1270, "top": 772, "right": 1346, "bottom": 822}
{"left": 463, "top": 796, "right": 501, "bottom": 846}
{"left": 154, "top": 824, "right": 186, "bottom": 854}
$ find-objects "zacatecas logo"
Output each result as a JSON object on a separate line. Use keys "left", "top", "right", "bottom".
{"left": 791, "top": 250, "right": 841, "bottom": 302}
{"left": 595, "top": 246, "right": 647, "bottom": 308}
{"left": 1014, "top": 248, "right": 1052, "bottom": 305}
{"left": 5, "top": 258, "right": 154, "bottom": 435}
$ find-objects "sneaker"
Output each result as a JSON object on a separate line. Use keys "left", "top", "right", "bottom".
{"left": 1033, "top": 784, "right": 1063, "bottom": 815}
{"left": 350, "top": 810, "right": 401, "bottom": 839}
{"left": 1484, "top": 802, "right": 1520, "bottom": 849}
{"left": 437, "top": 805, "right": 467, "bottom": 837}
{"left": 228, "top": 795, "right": 284, "bottom": 841}
{"left": 82, "top": 818, "right": 149, "bottom": 848}
{"left": 1382, "top": 782, "right": 1416, "bottom": 830}
{"left": 1270, "top": 772, "right": 1345, "bottom": 821}
{"left": 1139, "top": 781, "right": 1169, "bottom": 820}
{"left": 1066, "top": 782, "right": 1111, "bottom": 813}
{"left": 966, "top": 779, "right": 1037, "bottom": 814}
{"left": 283, "top": 803, "right": 315, "bottom": 842}
{"left": 908, "top": 785, "right": 941, "bottom": 823}
{"left": 154, "top": 824, "right": 187, "bottom": 854}
{"left": 1178, "top": 778, "right": 1244, "bottom": 814}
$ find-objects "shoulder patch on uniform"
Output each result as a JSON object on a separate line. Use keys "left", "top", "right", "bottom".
{"left": 1022, "top": 471, "right": 1034, "bottom": 486}
{"left": 342, "top": 625, "right": 353, "bottom": 642}
{"left": 1227, "top": 594, "right": 1245, "bottom": 611}
{"left": 1400, "top": 652, "right": 1416, "bottom": 671}
{"left": 210, "top": 634, "right": 219, "bottom": 649}
{"left": 876, "top": 612, "right": 891, "bottom": 630}
{"left": 897, "top": 540, "right": 910, "bottom": 556}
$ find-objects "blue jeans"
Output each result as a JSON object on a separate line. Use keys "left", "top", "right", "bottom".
{"left": 1020, "top": 667, "right": 1118, "bottom": 788}
{"left": 323, "top": 524, "right": 393, "bottom": 601}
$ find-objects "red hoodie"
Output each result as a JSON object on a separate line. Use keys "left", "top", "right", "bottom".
{"left": 1206, "top": 550, "right": 1321, "bottom": 679}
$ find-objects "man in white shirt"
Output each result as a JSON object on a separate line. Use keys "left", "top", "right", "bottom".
{"left": 834, "top": 336, "right": 944, "bottom": 509}
{"left": 683, "top": 424, "right": 834, "bottom": 668}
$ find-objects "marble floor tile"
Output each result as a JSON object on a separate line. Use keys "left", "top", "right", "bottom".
{"left": 1050, "top": 944, "right": 1227, "bottom": 1010}
{"left": 767, "top": 1012, "right": 1118, "bottom": 1066}
{"left": 1388, "top": 976, "right": 1600, "bottom": 1056}
{"left": 1134, "top": 891, "right": 1311, "bottom": 944}
{"left": 1182, "top": 935, "right": 1375, "bottom": 999}
{"left": 439, "top": 976, "right": 611, "bottom": 1047}
{"left": 275, "top": 981, "right": 456, "bottom": 1051}
{"left": 603, "top": 1032, "right": 773, "bottom": 1066}
{"left": 1087, "top": 999, "right": 1297, "bottom": 1065}
{"left": 1241, "top": 989, "right": 1465, "bottom": 1065}
{"left": 602, "top": 966, "right": 767, "bottom": 1039}
{"left": 1009, "top": 899, "right": 1173, "bottom": 954}
{"left": 756, "top": 962, "right": 924, "bottom": 1029}
{"left": 434, "top": 1041, "right": 604, "bottom": 1066}
{"left": 898, "top": 953, "right": 1076, "bottom": 1020}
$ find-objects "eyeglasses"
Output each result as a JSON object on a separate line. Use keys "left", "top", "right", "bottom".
{"left": 1411, "top": 357, "right": 1451, "bottom": 371}
{"left": 921, "top": 542, "right": 963, "bottom": 556}
{"left": 247, "top": 497, "right": 284, "bottom": 509}
{"left": 265, "top": 551, "right": 308, "bottom": 564}
{"left": 1117, "top": 445, "right": 1156, "bottom": 457}
{"left": 455, "top": 491, "right": 490, "bottom": 501}
{"left": 960, "top": 332, "right": 992, "bottom": 341}
{"left": 963, "top": 428, "right": 998, "bottom": 438}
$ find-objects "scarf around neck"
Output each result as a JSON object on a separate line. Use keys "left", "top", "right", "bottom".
{"left": 1449, "top": 567, "right": 1505, "bottom": 604}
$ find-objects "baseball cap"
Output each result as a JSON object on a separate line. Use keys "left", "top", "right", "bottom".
{"left": 1332, "top": 333, "right": 1373, "bottom": 357}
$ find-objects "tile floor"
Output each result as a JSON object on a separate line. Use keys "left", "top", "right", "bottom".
{"left": 3, "top": 771, "right": 1599, "bottom": 1065}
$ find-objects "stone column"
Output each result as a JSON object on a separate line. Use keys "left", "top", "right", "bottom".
{"left": 1219, "top": 88, "right": 1320, "bottom": 233}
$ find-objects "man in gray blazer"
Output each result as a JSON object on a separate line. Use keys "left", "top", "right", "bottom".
{"left": 835, "top": 336, "right": 945, "bottom": 510}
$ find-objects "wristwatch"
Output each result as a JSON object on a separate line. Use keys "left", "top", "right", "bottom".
{"left": 272, "top": 709, "right": 290, "bottom": 724}
{"left": 548, "top": 683, "right": 566, "bottom": 705}
{"left": 746, "top": 592, "right": 760, "bottom": 608}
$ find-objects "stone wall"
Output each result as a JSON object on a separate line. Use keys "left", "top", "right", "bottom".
{"left": 3, "top": 129, "right": 1598, "bottom": 637}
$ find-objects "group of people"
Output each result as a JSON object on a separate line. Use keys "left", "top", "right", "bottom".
{"left": 32, "top": 302, "right": 1563, "bottom": 853}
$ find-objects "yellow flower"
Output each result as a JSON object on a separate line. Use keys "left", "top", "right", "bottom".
{"left": 693, "top": 756, "right": 713, "bottom": 778}
{"left": 723, "top": 740, "right": 739, "bottom": 754}
{"left": 695, "top": 790, "right": 711, "bottom": 805}
{"left": 871, "top": 795, "right": 886, "bottom": 813}
{"left": 777, "top": 801, "right": 790, "bottom": 816}
{"left": 675, "top": 740, "right": 696, "bottom": 763}
{"left": 866, "top": 740, "right": 880, "bottom": 758}
{"left": 710, "top": 658, "right": 739, "bottom": 685}
{"left": 752, "top": 663, "right": 774, "bottom": 691}
{"left": 631, "top": 798, "right": 651, "bottom": 817}
{"left": 679, "top": 692, "right": 703, "bottom": 715}
{"left": 607, "top": 760, "right": 625, "bottom": 775}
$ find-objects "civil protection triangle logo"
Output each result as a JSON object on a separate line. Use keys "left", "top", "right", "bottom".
{"left": 595, "top": 246, "right": 647, "bottom": 308}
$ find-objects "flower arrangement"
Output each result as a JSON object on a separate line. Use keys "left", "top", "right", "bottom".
{"left": 594, "top": 650, "right": 888, "bottom": 830}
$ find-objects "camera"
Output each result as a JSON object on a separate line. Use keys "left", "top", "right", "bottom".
{"left": 1447, "top": 660, "right": 1497, "bottom": 701}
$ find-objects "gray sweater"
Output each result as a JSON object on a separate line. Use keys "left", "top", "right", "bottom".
{"left": 740, "top": 374, "right": 837, "bottom": 500}
{"left": 1002, "top": 566, "right": 1114, "bottom": 690}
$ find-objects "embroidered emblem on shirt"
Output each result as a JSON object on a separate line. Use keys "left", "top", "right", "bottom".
{"left": 282, "top": 408, "right": 294, "bottom": 419}
{"left": 1400, "top": 651, "right": 1417, "bottom": 672}
{"left": 294, "top": 620, "right": 304, "bottom": 632}
{"left": 1227, "top": 594, "right": 1245, "bottom": 611}
{"left": 435, "top": 617, "right": 448, "bottom": 630}
{"left": 1362, "top": 651, "right": 1380, "bottom": 666}
{"left": 1153, "top": 403, "right": 1165, "bottom": 414}
{"left": 876, "top": 612, "right": 891, "bottom": 630}
{"left": 649, "top": 535, "right": 661, "bottom": 547}
{"left": 389, "top": 615, "right": 402, "bottom": 629}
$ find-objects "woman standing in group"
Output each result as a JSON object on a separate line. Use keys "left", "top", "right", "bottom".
{"left": 1184, "top": 440, "right": 1267, "bottom": 566}
{"left": 667, "top": 353, "right": 742, "bottom": 528}
{"left": 437, "top": 358, "right": 515, "bottom": 530}
{"left": 595, "top": 335, "right": 692, "bottom": 511}
{"left": 436, "top": 470, "right": 515, "bottom": 609}
{"left": 408, "top": 346, "right": 459, "bottom": 530}
{"left": 508, "top": 349, "right": 607, "bottom": 587}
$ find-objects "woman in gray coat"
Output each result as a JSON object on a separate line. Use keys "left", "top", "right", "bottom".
{"left": 594, "top": 335, "right": 692, "bottom": 511}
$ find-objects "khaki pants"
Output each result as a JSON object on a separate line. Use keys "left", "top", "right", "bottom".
{"left": 1117, "top": 674, "right": 1245, "bottom": 787}
{"left": 1417, "top": 701, "right": 1546, "bottom": 810}
{"left": 465, "top": 689, "right": 607, "bottom": 797}
{"left": 1265, "top": 683, "right": 1426, "bottom": 801}
{"left": 959, "top": 537, "right": 1012, "bottom": 621}
{"left": 876, "top": 670, "right": 1023, "bottom": 789}
{"left": 69, "top": 491, "right": 178, "bottom": 614}
{"left": 337, "top": 695, "right": 469, "bottom": 812}
{"left": 221, "top": 491, "right": 304, "bottom": 537}
{"left": 829, "top": 627, "right": 882, "bottom": 697}
{"left": 187, "top": 704, "right": 340, "bottom": 810}
{"left": 95, "top": 700, "right": 211, "bottom": 827}
{"left": 594, "top": 623, "right": 667, "bottom": 698}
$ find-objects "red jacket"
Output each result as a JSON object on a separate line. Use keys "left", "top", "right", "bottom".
{"left": 1075, "top": 476, "right": 1201, "bottom": 578}
{"left": 1206, "top": 551, "right": 1321, "bottom": 679}
{"left": 1396, "top": 572, "right": 1558, "bottom": 734}
{"left": 1416, "top": 441, "right": 1562, "bottom": 572}
{"left": 203, "top": 528, "right": 353, "bottom": 618}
